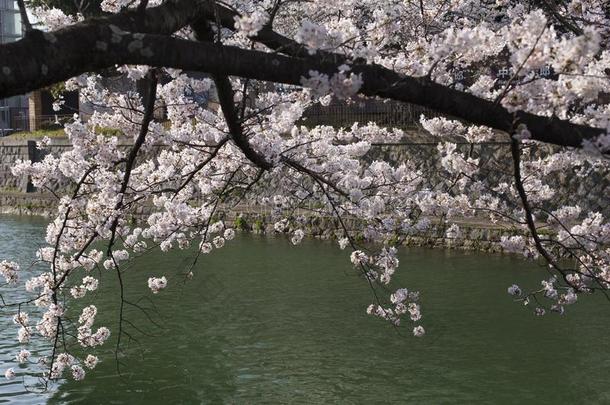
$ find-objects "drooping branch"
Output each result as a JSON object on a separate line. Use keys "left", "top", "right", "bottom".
{"left": 0, "top": 17, "right": 605, "bottom": 151}
{"left": 105, "top": 70, "right": 159, "bottom": 375}
{"left": 191, "top": 18, "right": 272, "bottom": 170}
{"left": 108, "top": 68, "right": 159, "bottom": 251}
{"left": 510, "top": 138, "right": 564, "bottom": 274}
{"left": 510, "top": 138, "right": 610, "bottom": 298}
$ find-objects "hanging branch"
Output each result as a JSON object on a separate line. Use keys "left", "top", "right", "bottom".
{"left": 510, "top": 138, "right": 565, "bottom": 274}
{"left": 191, "top": 18, "right": 272, "bottom": 170}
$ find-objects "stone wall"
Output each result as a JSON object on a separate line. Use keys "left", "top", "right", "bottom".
{"left": 0, "top": 137, "right": 74, "bottom": 193}
{"left": 0, "top": 139, "right": 58, "bottom": 216}
{"left": 0, "top": 139, "right": 33, "bottom": 192}
{"left": 3, "top": 137, "right": 607, "bottom": 215}
{"left": 0, "top": 191, "right": 57, "bottom": 217}
{"left": 369, "top": 141, "right": 610, "bottom": 216}
{"left": 216, "top": 210, "right": 530, "bottom": 253}
{"left": 0, "top": 135, "right": 607, "bottom": 253}
{"left": 0, "top": 136, "right": 145, "bottom": 193}
{"left": 0, "top": 187, "right": 531, "bottom": 253}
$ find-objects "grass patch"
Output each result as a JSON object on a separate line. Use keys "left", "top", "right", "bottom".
{"left": 95, "top": 127, "right": 124, "bottom": 137}
{"left": 5, "top": 126, "right": 124, "bottom": 140}
{"left": 5, "top": 129, "right": 66, "bottom": 139}
{"left": 0, "top": 186, "right": 21, "bottom": 193}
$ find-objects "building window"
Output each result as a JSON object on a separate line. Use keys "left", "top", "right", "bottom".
{"left": 0, "top": 0, "right": 22, "bottom": 44}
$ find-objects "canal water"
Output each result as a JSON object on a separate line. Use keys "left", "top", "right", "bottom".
{"left": 0, "top": 215, "right": 609, "bottom": 404}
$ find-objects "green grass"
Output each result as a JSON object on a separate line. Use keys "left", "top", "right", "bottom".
{"left": 95, "top": 127, "right": 124, "bottom": 137}
{"left": 5, "top": 126, "right": 124, "bottom": 140}
{"left": 0, "top": 186, "right": 21, "bottom": 193}
{"left": 234, "top": 216, "right": 249, "bottom": 230}
{"left": 5, "top": 129, "right": 66, "bottom": 139}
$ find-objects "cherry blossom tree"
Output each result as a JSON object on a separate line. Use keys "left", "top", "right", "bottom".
{"left": 0, "top": 0, "right": 609, "bottom": 386}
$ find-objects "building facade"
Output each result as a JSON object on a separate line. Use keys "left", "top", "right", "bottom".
{"left": 0, "top": 0, "right": 27, "bottom": 135}
{"left": 0, "top": 0, "right": 20, "bottom": 43}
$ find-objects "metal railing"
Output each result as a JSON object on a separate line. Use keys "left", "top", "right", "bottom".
{"left": 0, "top": 109, "right": 74, "bottom": 135}
{"left": 302, "top": 99, "right": 437, "bottom": 129}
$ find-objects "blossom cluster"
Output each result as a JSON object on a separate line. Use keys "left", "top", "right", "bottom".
{"left": 2, "top": 0, "right": 610, "bottom": 385}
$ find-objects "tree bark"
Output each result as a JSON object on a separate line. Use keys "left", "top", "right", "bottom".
{"left": 0, "top": 2, "right": 605, "bottom": 151}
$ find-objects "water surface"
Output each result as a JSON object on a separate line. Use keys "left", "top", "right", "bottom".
{"left": 0, "top": 215, "right": 609, "bottom": 404}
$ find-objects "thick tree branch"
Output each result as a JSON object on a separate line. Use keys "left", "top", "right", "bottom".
{"left": 0, "top": 22, "right": 605, "bottom": 151}
{"left": 207, "top": 3, "right": 606, "bottom": 151}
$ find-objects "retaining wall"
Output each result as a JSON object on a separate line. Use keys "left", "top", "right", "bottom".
{"left": 0, "top": 136, "right": 607, "bottom": 253}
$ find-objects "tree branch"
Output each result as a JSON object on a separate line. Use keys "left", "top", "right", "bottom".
{"left": 191, "top": 18, "right": 272, "bottom": 170}
{"left": 510, "top": 138, "right": 564, "bottom": 274}
{"left": 0, "top": 17, "right": 605, "bottom": 151}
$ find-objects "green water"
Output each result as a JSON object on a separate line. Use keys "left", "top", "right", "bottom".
{"left": 1, "top": 215, "right": 609, "bottom": 404}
